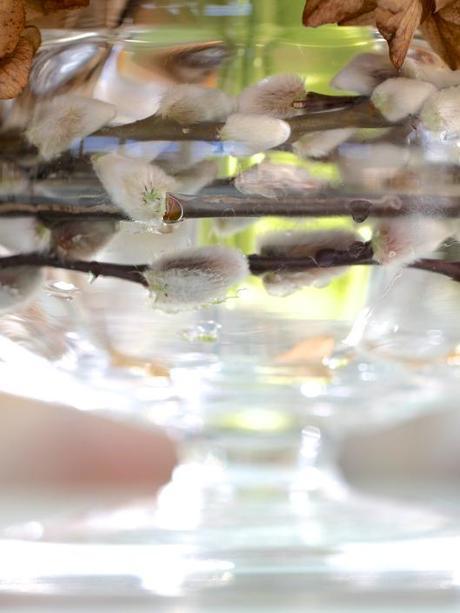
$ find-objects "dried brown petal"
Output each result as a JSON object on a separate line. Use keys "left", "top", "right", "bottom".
{"left": 434, "top": 0, "right": 456, "bottom": 11}
{"left": 24, "top": 0, "right": 45, "bottom": 19}
{"left": 24, "top": 0, "right": 89, "bottom": 17}
{"left": 303, "top": 0, "right": 376, "bottom": 26}
{"left": 21, "top": 25, "right": 41, "bottom": 52}
{"left": 438, "top": 2, "right": 460, "bottom": 24}
{"left": 0, "top": 0, "right": 25, "bottom": 59}
{"left": 421, "top": 13, "right": 460, "bottom": 68}
{"left": 42, "top": 0, "right": 89, "bottom": 12}
{"left": 302, "top": 0, "right": 460, "bottom": 70}
{"left": 340, "top": 10, "right": 376, "bottom": 25}
{"left": 375, "top": 0, "right": 425, "bottom": 69}
{"left": 0, "top": 36, "right": 34, "bottom": 99}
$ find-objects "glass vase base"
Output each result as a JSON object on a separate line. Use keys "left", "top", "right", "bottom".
{"left": 1, "top": 490, "right": 459, "bottom": 601}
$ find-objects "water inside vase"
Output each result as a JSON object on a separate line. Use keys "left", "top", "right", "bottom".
{"left": 0, "top": 0, "right": 459, "bottom": 436}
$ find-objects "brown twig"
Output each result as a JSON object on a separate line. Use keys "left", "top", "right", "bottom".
{"left": 0, "top": 248, "right": 459, "bottom": 286}
{"left": 1, "top": 191, "right": 459, "bottom": 223}
{"left": 0, "top": 253, "right": 148, "bottom": 286}
{"left": 92, "top": 98, "right": 393, "bottom": 144}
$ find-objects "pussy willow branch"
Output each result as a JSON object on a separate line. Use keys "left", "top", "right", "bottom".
{"left": 1, "top": 192, "right": 459, "bottom": 222}
{"left": 93, "top": 99, "right": 394, "bottom": 144}
{"left": 0, "top": 95, "right": 386, "bottom": 159}
{"left": 1, "top": 248, "right": 460, "bottom": 284}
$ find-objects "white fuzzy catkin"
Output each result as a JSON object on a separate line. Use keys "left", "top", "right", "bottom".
{"left": 338, "top": 142, "right": 410, "bottom": 189}
{"left": 220, "top": 113, "right": 291, "bottom": 154}
{"left": 0, "top": 218, "right": 50, "bottom": 253}
{"left": 144, "top": 246, "right": 249, "bottom": 311}
{"left": 158, "top": 85, "right": 235, "bottom": 124}
{"left": 0, "top": 267, "right": 43, "bottom": 314}
{"left": 213, "top": 217, "right": 257, "bottom": 237}
{"left": 234, "top": 161, "right": 321, "bottom": 198}
{"left": 93, "top": 153, "right": 178, "bottom": 227}
{"left": 238, "top": 74, "right": 306, "bottom": 118}
{"left": 401, "top": 47, "right": 460, "bottom": 89}
{"left": 0, "top": 161, "right": 27, "bottom": 196}
{"left": 331, "top": 53, "right": 397, "bottom": 95}
{"left": 293, "top": 128, "right": 356, "bottom": 159}
{"left": 26, "top": 95, "right": 117, "bottom": 160}
{"left": 173, "top": 160, "right": 219, "bottom": 195}
{"left": 50, "top": 220, "right": 119, "bottom": 259}
{"left": 371, "top": 78, "right": 437, "bottom": 122}
{"left": 258, "top": 230, "right": 359, "bottom": 296}
{"left": 372, "top": 217, "right": 451, "bottom": 267}
{"left": 419, "top": 86, "right": 460, "bottom": 139}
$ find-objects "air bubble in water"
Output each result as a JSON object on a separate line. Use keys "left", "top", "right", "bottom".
{"left": 45, "top": 281, "right": 80, "bottom": 301}
{"left": 180, "top": 321, "right": 222, "bottom": 344}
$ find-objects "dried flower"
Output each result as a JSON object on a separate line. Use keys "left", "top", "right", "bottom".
{"left": 420, "top": 2, "right": 460, "bottom": 69}
{"left": 331, "top": 53, "right": 397, "bottom": 95}
{"left": 293, "top": 128, "right": 356, "bottom": 159}
{"left": 220, "top": 113, "right": 291, "bottom": 154}
{"left": 144, "top": 246, "right": 249, "bottom": 311}
{"left": 0, "top": 34, "right": 36, "bottom": 99}
{"left": 372, "top": 217, "right": 451, "bottom": 266}
{"left": 238, "top": 74, "right": 306, "bottom": 118}
{"left": 371, "top": 78, "right": 437, "bottom": 122}
{"left": 93, "top": 153, "right": 179, "bottom": 228}
{"left": 419, "top": 85, "right": 460, "bottom": 138}
{"left": 0, "top": 0, "right": 25, "bottom": 59}
{"left": 159, "top": 84, "right": 235, "bottom": 124}
{"left": 26, "top": 95, "right": 117, "bottom": 160}
{"left": 0, "top": 266, "right": 43, "bottom": 314}
{"left": 303, "top": 0, "right": 460, "bottom": 70}
{"left": 41, "top": 0, "right": 89, "bottom": 11}
{"left": 234, "top": 160, "right": 321, "bottom": 198}
{"left": 258, "top": 229, "right": 360, "bottom": 296}
{"left": 24, "top": 0, "right": 89, "bottom": 18}
{"left": 173, "top": 160, "right": 219, "bottom": 195}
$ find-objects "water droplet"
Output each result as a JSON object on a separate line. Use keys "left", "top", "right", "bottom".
{"left": 45, "top": 281, "right": 80, "bottom": 301}
{"left": 180, "top": 321, "right": 222, "bottom": 344}
{"left": 350, "top": 199, "right": 370, "bottom": 223}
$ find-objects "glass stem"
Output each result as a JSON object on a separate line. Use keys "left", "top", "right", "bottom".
{"left": 156, "top": 424, "right": 347, "bottom": 515}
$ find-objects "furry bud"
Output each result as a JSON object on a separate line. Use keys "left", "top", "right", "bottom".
{"left": 26, "top": 95, "right": 116, "bottom": 160}
{"left": 145, "top": 246, "right": 249, "bottom": 311}
{"left": 238, "top": 74, "right": 306, "bottom": 118}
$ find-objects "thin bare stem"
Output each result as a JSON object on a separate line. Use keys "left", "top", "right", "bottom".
{"left": 1, "top": 191, "right": 459, "bottom": 222}
{"left": 165, "top": 193, "right": 460, "bottom": 221}
{"left": 292, "top": 92, "right": 367, "bottom": 112}
{"left": 0, "top": 253, "right": 148, "bottom": 286}
{"left": 0, "top": 249, "right": 459, "bottom": 286}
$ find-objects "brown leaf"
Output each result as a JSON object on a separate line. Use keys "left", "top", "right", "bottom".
{"left": 433, "top": 0, "right": 456, "bottom": 10}
{"left": 0, "top": 35, "right": 35, "bottom": 99}
{"left": 375, "top": 0, "right": 426, "bottom": 69}
{"left": 421, "top": 13, "right": 460, "bottom": 68}
{"left": 438, "top": 2, "right": 460, "bottom": 23}
{"left": 21, "top": 24, "right": 41, "bottom": 53}
{"left": 302, "top": 0, "right": 460, "bottom": 69}
{"left": 0, "top": 0, "right": 25, "bottom": 59}
{"left": 24, "top": 0, "right": 44, "bottom": 20}
{"left": 340, "top": 10, "right": 376, "bottom": 25}
{"left": 42, "top": 0, "right": 89, "bottom": 12}
{"left": 303, "top": 0, "right": 376, "bottom": 27}
{"left": 24, "top": 0, "right": 89, "bottom": 17}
